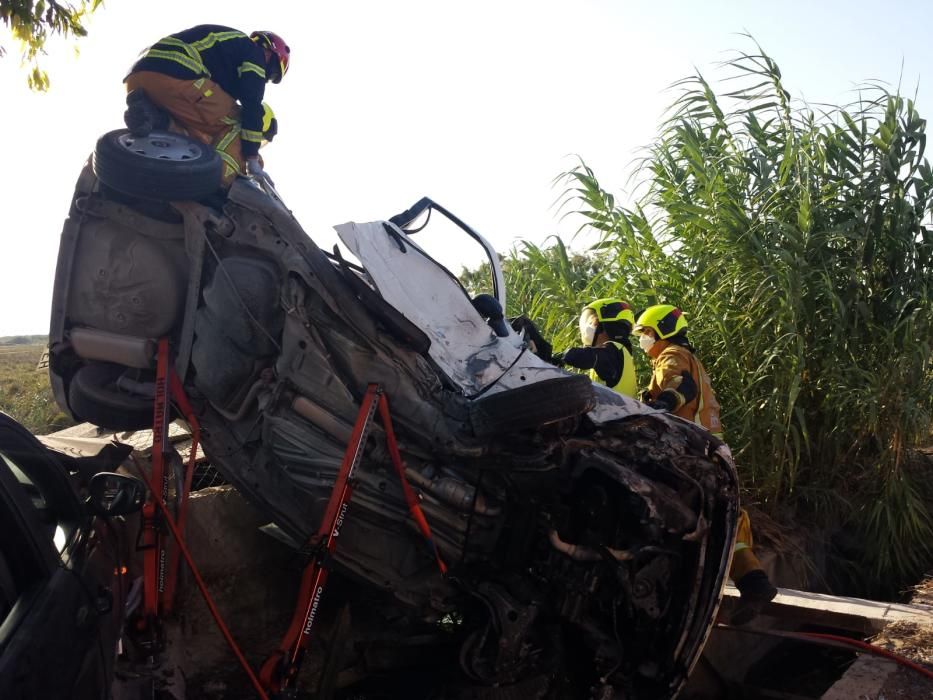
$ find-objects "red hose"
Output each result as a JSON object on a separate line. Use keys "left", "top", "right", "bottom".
{"left": 131, "top": 456, "right": 271, "bottom": 700}
{"left": 716, "top": 624, "right": 933, "bottom": 682}
{"left": 799, "top": 631, "right": 933, "bottom": 681}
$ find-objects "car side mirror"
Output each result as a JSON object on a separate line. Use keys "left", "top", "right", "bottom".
{"left": 87, "top": 472, "right": 146, "bottom": 517}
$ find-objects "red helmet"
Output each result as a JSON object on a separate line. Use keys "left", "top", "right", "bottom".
{"left": 250, "top": 31, "right": 290, "bottom": 83}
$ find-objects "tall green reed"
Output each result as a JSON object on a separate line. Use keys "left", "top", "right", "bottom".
{"left": 479, "top": 41, "right": 933, "bottom": 593}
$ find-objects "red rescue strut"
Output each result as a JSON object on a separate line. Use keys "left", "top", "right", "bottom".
{"left": 260, "top": 384, "right": 447, "bottom": 693}
{"left": 140, "top": 339, "right": 202, "bottom": 621}
{"left": 133, "top": 338, "right": 268, "bottom": 698}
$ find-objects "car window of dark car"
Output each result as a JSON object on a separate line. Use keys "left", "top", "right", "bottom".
{"left": 0, "top": 469, "right": 51, "bottom": 636}
{"left": 0, "top": 445, "right": 80, "bottom": 560}
{"left": 0, "top": 549, "right": 18, "bottom": 627}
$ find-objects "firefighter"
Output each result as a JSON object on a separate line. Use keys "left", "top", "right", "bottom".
{"left": 632, "top": 304, "right": 722, "bottom": 434}
{"left": 124, "top": 26, "right": 290, "bottom": 183}
{"left": 552, "top": 299, "right": 637, "bottom": 398}
{"left": 634, "top": 304, "right": 777, "bottom": 622}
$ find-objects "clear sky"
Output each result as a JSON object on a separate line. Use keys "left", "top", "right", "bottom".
{"left": 1, "top": 0, "right": 931, "bottom": 335}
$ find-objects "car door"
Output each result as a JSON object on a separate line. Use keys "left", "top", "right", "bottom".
{"left": 0, "top": 415, "right": 110, "bottom": 699}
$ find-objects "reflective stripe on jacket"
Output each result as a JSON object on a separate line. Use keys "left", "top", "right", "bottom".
{"left": 128, "top": 25, "right": 267, "bottom": 157}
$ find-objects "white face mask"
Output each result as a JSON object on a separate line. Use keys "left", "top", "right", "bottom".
{"left": 639, "top": 334, "right": 656, "bottom": 353}
{"left": 579, "top": 308, "right": 599, "bottom": 346}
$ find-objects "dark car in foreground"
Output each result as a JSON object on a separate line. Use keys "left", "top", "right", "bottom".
{"left": 48, "top": 130, "right": 739, "bottom": 699}
{"left": 0, "top": 412, "right": 143, "bottom": 699}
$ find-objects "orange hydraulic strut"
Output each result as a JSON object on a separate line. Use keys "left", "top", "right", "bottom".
{"left": 133, "top": 338, "right": 266, "bottom": 697}
{"left": 260, "top": 384, "right": 447, "bottom": 693}
{"left": 140, "top": 338, "right": 202, "bottom": 621}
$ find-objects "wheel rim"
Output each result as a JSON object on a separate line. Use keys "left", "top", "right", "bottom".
{"left": 117, "top": 132, "right": 204, "bottom": 161}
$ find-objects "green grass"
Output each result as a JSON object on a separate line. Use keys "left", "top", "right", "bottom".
{"left": 0, "top": 334, "right": 51, "bottom": 346}
{"left": 0, "top": 344, "right": 74, "bottom": 435}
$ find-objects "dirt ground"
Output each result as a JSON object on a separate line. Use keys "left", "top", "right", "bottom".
{"left": 869, "top": 577, "right": 933, "bottom": 699}
{"left": 853, "top": 449, "right": 933, "bottom": 699}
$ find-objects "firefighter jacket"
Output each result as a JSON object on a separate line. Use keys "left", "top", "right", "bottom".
{"left": 129, "top": 25, "right": 267, "bottom": 157}
{"left": 646, "top": 341, "right": 722, "bottom": 436}
{"left": 562, "top": 341, "right": 637, "bottom": 398}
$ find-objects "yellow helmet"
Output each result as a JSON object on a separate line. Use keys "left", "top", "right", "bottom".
{"left": 579, "top": 298, "right": 634, "bottom": 346}
{"left": 261, "top": 102, "right": 277, "bottom": 143}
{"left": 634, "top": 304, "right": 687, "bottom": 339}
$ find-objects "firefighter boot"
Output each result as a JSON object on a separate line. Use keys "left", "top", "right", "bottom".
{"left": 124, "top": 89, "right": 170, "bottom": 137}
{"left": 731, "top": 569, "right": 778, "bottom": 625}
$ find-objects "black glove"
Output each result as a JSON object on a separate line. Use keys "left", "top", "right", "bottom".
{"left": 647, "top": 390, "right": 679, "bottom": 412}
{"left": 510, "top": 315, "right": 553, "bottom": 360}
{"left": 551, "top": 351, "right": 566, "bottom": 368}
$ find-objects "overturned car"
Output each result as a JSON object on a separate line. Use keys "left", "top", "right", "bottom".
{"left": 48, "top": 130, "right": 738, "bottom": 699}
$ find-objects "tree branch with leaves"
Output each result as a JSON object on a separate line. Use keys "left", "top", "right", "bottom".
{"left": 1, "top": 0, "right": 103, "bottom": 90}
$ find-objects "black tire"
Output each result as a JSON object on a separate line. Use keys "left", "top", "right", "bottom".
{"left": 469, "top": 374, "right": 595, "bottom": 438}
{"left": 68, "top": 362, "right": 156, "bottom": 431}
{"left": 92, "top": 129, "right": 222, "bottom": 201}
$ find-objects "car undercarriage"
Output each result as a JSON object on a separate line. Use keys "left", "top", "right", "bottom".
{"left": 49, "top": 139, "right": 738, "bottom": 699}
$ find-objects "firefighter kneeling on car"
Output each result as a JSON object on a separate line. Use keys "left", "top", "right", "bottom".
{"left": 124, "top": 25, "right": 290, "bottom": 184}
{"left": 634, "top": 304, "right": 778, "bottom": 623}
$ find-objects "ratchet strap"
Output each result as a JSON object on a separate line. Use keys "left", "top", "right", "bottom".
{"left": 260, "top": 384, "right": 446, "bottom": 693}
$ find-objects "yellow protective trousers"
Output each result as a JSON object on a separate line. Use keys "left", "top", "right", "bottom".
{"left": 731, "top": 507, "right": 764, "bottom": 581}
{"left": 125, "top": 71, "right": 247, "bottom": 183}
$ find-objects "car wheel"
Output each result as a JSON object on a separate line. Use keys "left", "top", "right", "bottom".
{"left": 92, "top": 129, "right": 222, "bottom": 201}
{"left": 469, "top": 374, "right": 595, "bottom": 438}
{"left": 68, "top": 362, "right": 156, "bottom": 430}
